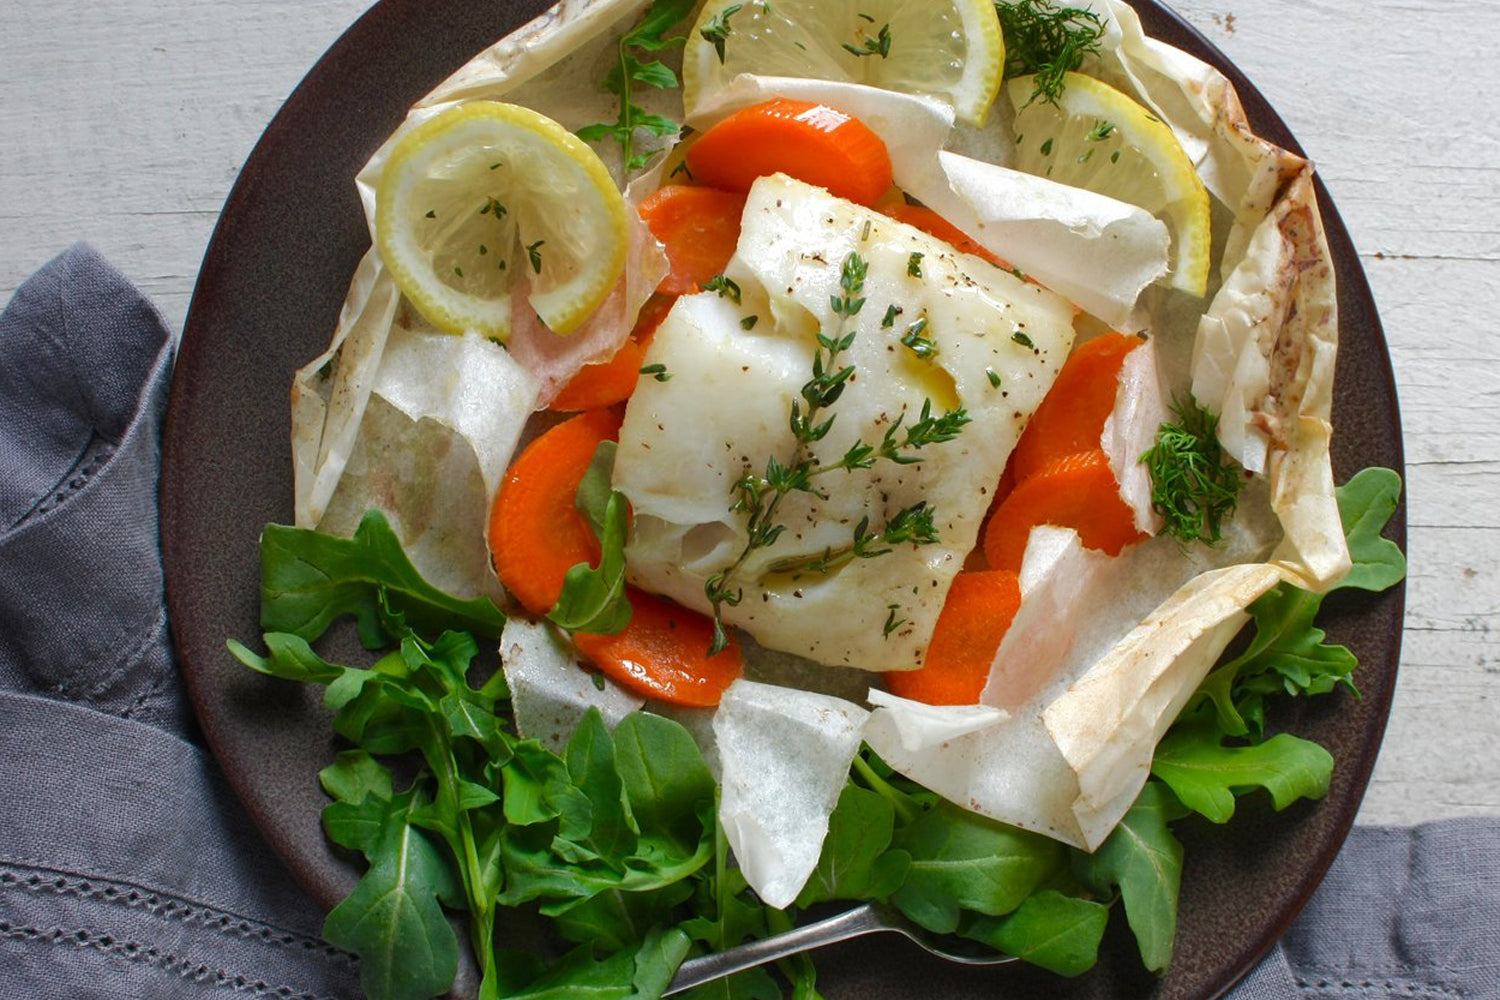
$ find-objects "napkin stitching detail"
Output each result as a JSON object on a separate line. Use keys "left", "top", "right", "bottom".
{"left": 1292, "top": 974, "right": 1462, "bottom": 998}
{"left": 0, "top": 919, "right": 345, "bottom": 1000}
{"left": 30, "top": 439, "right": 116, "bottom": 521}
{"left": 81, "top": 606, "right": 171, "bottom": 718}
{"left": 0, "top": 866, "right": 352, "bottom": 965}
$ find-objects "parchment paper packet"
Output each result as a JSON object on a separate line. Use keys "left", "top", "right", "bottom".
{"left": 287, "top": 0, "right": 1350, "bottom": 898}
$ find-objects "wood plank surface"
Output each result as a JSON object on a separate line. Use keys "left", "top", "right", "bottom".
{"left": 1, "top": 0, "right": 1494, "bottom": 825}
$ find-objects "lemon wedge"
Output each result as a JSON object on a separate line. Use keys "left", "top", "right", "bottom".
{"left": 683, "top": 0, "right": 1004, "bottom": 127}
{"left": 1008, "top": 72, "right": 1210, "bottom": 297}
{"left": 376, "top": 101, "right": 628, "bottom": 339}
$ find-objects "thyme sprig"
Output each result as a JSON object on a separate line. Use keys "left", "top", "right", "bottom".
{"left": 995, "top": 0, "right": 1106, "bottom": 106}
{"left": 576, "top": 0, "right": 696, "bottom": 170}
{"left": 1141, "top": 395, "right": 1245, "bottom": 544}
{"left": 843, "top": 21, "right": 892, "bottom": 58}
{"left": 699, "top": 3, "right": 742, "bottom": 62}
{"left": 702, "top": 252, "right": 969, "bottom": 653}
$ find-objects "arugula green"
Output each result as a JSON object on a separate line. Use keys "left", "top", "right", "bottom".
{"left": 1073, "top": 781, "right": 1186, "bottom": 973}
{"left": 577, "top": 0, "right": 697, "bottom": 170}
{"left": 548, "top": 491, "right": 633, "bottom": 634}
{"left": 258, "top": 509, "right": 507, "bottom": 647}
{"left": 893, "top": 801, "right": 1064, "bottom": 933}
{"left": 961, "top": 891, "right": 1109, "bottom": 977}
{"left": 229, "top": 465, "right": 1403, "bottom": 995}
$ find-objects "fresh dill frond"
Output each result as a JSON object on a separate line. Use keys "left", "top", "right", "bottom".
{"left": 1141, "top": 395, "right": 1245, "bottom": 544}
{"left": 995, "top": 0, "right": 1106, "bottom": 106}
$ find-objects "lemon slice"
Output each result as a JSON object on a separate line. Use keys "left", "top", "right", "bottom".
{"left": 683, "top": 0, "right": 1004, "bottom": 127}
{"left": 1007, "top": 72, "right": 1210, "bottom": 297}
{"left": 376, "top": 101, "right": 628, "bottom": 339}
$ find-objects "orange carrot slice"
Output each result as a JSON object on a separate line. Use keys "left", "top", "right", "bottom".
{"left": 638, "top": 185, "right": 747, "bottom": 296}
{"left": 982, "top": 449, "right": 1146, "bottom": 573}
{"left": 884, "top": 571, "right": 1022, "bottom": 706}
{"left": 1010, "top": 332, "right": 1143, "bottom": 484}
{"left": 488, "top": 408, "right": 621, "bottom": 615}
{"left": 685, "top": 98, "right": 893, "bottom": 207}
{"left": 885, "top": 204, "right": 1010, "bottom": 269}
{"left": 550, "top": 295, "right": 677, "bottom": 412}
{"left": 575, "top": 587, "right": 743, "bottom": 707}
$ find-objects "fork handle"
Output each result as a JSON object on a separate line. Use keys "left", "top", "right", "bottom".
{"left": 663, "top": 903, "right": 887, "bottom": 996}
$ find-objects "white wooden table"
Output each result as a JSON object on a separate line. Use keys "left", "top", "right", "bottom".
{"left": 2, "top": 0, "right": 1494, "bottom": 825}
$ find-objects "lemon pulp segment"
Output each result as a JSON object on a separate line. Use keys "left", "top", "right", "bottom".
{"left": 684, "top": 0, "right": 1004, "bottom": 126}
{"left": 376, "top": 101, "right": 628, "bottom": 339}
{"left": 1008, "top": 72, "right": 1210, "bottom": 296}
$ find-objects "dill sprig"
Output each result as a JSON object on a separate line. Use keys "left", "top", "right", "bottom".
{"left": 1141, "top": 396, "right": 1245, "bottom": 544}
{"left": 702, "top": 251, "right": 969, "bottom": 653}
{"left": 995, "top": 0, "right": 1106, "bottom": 106}
{"left": 576, "top": 0, "right": 696, "bottom": 171}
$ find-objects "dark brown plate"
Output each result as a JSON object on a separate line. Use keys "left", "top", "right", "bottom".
{"left": 161, "top": 3, "right": 1406, "bottom": 998}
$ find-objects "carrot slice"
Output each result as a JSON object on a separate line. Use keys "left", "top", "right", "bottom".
{"left": 488, "top": 408, "right": 621, "bottom": 615}
{"left": 686, "top": 98, "right": 893, "bottom": 207}
{"left": 982, "top": 449, "right": 1146, "bottom": 573}
{"left": 885, "top": 204, "right": 1010, "bottom": 269}
{"left": 885, "top": 571, "right": 1022, "bottom": 706}
{"left": 638, "top": 185, "right": 747, "bottom": 296}
{"left": 1010, "top": 332, "right": 1143, "bottom": 484}
{"left": 550, "top": 295, "right": 677, "bottom": 412}
{"left": 575, "top": 587, "right": 743, "bottom": 707}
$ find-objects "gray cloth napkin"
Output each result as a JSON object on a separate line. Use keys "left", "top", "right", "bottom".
{"left": 0, "top": 245, "right": 1495, "bottom": 1000}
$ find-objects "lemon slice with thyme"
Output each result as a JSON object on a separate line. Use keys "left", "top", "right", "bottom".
{"left": 1008, "top": 72, "right": 1211, "bottom": 296}
{"left": 682, "top": 0, "right": 1005, "bottom": 126}
{"left": 376, "top": 101, "right": 628, "bottom": 339}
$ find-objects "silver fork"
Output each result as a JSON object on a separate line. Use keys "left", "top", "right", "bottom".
{"left": 663, "top": 902, "right": 1016, "bottom": 996}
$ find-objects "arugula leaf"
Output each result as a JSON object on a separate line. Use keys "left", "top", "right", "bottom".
{"left": 892, "top": 801, "right": 1063, "bottom": 933}
{"left": 1151, "top": 706, "right": 1334, "bottom": 822}
{"left": 796, "top": 783, "right": 910, "bottom": 907}
{"left": 681, "top": 810, "right": 781, "bottom": 1000}
{"left": 227, "top": 631, "right": 343, "bottom": 683}
{"left": 1073, "top": 781, "right": 1186, "bottom": 973}
{"left": 578, "top": 0, "right": 696, "bottom": 170}
{"left": 501, "top": 739, "right": 585, "bottom": 827}
{"left": 552, "top": 883, "right": 696, "bottom": 954}
{"left": 259, "top": 510, "right": 506, "bottom": 647}
{"left": 549, "top": 492, "right": 632, "bottom": 634}
{"left": 561, "top": 708, "right": 641, "bottom": 865}
{"left": 1194, "top": 584, "right": 1359, "bottom": 736}
{"left": 321, "top": 748, "right": 395, "bottom": 804}
{"left": 495, "top": 927, "right": 689, "bottom": 1000}
{"left": 962, "top": 890, "right": 1109, "bottom": 977}
{"left": 612, "top": 712, "right": 716, "bottom": 843}
{"left": 1190, "top": 468, "right": 1405, "bottom": 736}
{"left": 323, "top": 790, "right": 462, "bottom": 1000}
{"left": 577, "top": 440, "right": 619, "bottom": 541}
{"left": 319, "top": 751, "right": 398, "bottom": 859}
{"left": 1335, "top": 466, "right": 1406, "bottom": 592}
{"left": 764, "top": 906, "right": 824, "bottom": 1000}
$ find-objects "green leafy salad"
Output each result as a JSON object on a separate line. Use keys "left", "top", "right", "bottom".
{"left": 231, "top": 469, "right": 1403, "bottom": 998}
{"left": 236, "top": 0, "right": 1408, "bottom": 996}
